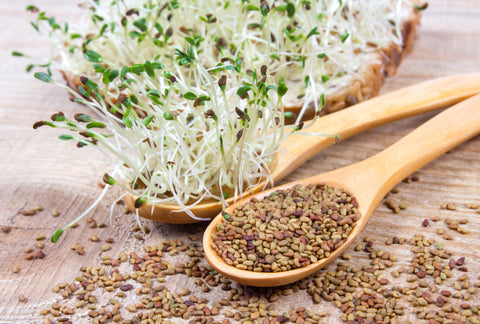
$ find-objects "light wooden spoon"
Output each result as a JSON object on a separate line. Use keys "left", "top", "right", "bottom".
{"left": 203, "top": 93, "right": 480, "bottom": 287}
{"left": 125, "top": 73, "right": 480, "bottom": 223}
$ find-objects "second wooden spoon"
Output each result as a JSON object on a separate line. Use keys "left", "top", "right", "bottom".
{"left": 203, "top": 93, "right": 480, "bottom": 287}
{"left": 126, "top": 73, "right": 480, "bottom": 223}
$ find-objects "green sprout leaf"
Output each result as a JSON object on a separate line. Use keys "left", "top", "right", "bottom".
{"left": 12, "top": 51, "right": 25, "bottom": 57}
{"left": 286, "top": 2, "right": 295, "bottom": 18}
{"left": 143, "top": 115, "right": 153, "bottom": 127}
{"left": 94, "top": 63, "right": 106, "bottom": 73}
{"left": 123, "top": 115, "right": 133, "bottom": 128}
{"left": 260, "top": 1, "right": 270, "bottom": 16}
{"left": 341, "top": 32, "right": 350, "bottom": 42}
{"left": 86, "top": 121, "right": 106, "bottom": 129}
{"left": 34, "top": 72, "right": 53, "bottom": 83}
{"left": 414, "top": 3, "right": 428, "bottom": 11}
{"left": 51, "top": 228, "right": 65, "bottom": 243}
{"left": 130, "top": 64, "right": 145, "bottom": 75}
{"left": 134, "top": 197, "right": 146, "bottom": 208}
{"left": 277, "top": 79, "right": 288, "bottom": 97}
{"left": 74, "top": 113, "right": 92, "bottom": 122}
{"left": 102, "top": 173, "right": 116, "bottom": 185}
{"left": 84, "top": 49, "right": 103, "bottom": 63}
{"left": 144, "top": 61, "right": 155, "bottom": 78}
{"left": 133, "top": 18, "right": 147, "bottom": 32}
{"left": 236, "top": 85, "right": 251, "bottom": 97}
{"left": 175, "top": 47, "right": 196, "bottom": 65}
{"left": 109, "top": 69, "right": 119, "bottom": 82}
{"left": 59, "top": 134, "right": 74, "bottom": 140}
{"left": 183, "top": 92, "right": 197, "bottom": 100}
{"left": 120, "top": 66, "right": 129, "bottom": 79}
{"left": 26, "top": 5, "right": 39, "bottom": 12}
{"left": 306, "top": 27, "right": 319, "bottom": 39}
{"left": 51, "top": 112, "right": 65, "bottom": 122}
{"left": 164, "top": 112, "right": 175, "bottom": 120}
{"left": 102, "top": 69, "right": 112, "bottom": 85}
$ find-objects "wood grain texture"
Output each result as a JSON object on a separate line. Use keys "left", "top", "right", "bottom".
{"left": 0, "top": 0, "right": 479, "bottom": 323}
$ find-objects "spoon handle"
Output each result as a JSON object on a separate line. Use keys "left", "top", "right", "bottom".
{"left": 273, "top": 73, "right": 480, "bottom": 181}
{"left": 342, "top": 93, "right": 480, "bottom": 216}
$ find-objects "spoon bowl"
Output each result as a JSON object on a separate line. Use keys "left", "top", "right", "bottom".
{"left": 126, "top": 73, "right": 480, "bottom": 223}
{"left": 203, "top": 94, "right": 480, "bottom": 286}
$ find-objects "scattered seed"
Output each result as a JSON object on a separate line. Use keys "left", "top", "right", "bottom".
{"left": 466, "top": 203, "right": 479, "bottom": 209}
{"left": 89, "top": 235, "right": 100, "bottom": 242}
{"left": 73, "top": 244, "right": 85, "bottom": 255}
{"left": 384, "top": 199, "right": 400, "bottom": 213}
{"left": 1, "top": 226, "right": 12, "bottom": 233}
{"left": 443, "top": 234, "right": 453, "bottom": 240}
{"left": 446, "top": 203, "right": 457, "bottom": 211}
{"left": 38, "top": 223, "right": 480, "bottom": 324}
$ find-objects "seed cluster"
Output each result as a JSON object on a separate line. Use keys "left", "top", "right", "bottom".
{"left": 38, "top": 236, "right": 332, "bottom": 324}
{"left": 35, "top": 228, "right": 480, "bottom": 324}
{"left": 212, "top": 184, "right": 361, "bottom": 272}
{"left": 5, "top": 185, "right": 480, "bottom": 323}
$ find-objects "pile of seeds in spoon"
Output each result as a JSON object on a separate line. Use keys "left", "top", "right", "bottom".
{"left": 211, "top": 183, "right": 361, "bottom": 272}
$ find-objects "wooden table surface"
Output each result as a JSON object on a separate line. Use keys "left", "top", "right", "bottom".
{"left": 1, "top": 0, "right": 479, "bottom": 323}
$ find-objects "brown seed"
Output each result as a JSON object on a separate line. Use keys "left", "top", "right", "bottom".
{"left": 74, "top": 244, "right": 85, "bottom": 255}
{"left": 443, "top": 234, "right": 453, "bottom": 240}
{"left": 119, "top": 284, "right": 133, "bottom": 291}
{"left": 1, "top": 226, "right": 12, "bottom": 233}
{"left": 422, "top": 219, "right": 429, "bottom": 227}
{"left": 35, "top": 250, "right": 46, "bottom": 259}
{"left": 89, "top": 235, "right": 100, "bottom": 242}
{"left": 446, "top": 203, "right": 457, "bottom": 210}
{"left": 13, "top": 265, "right": 20, "bottom": 273}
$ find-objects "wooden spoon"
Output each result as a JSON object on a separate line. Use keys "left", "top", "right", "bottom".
{"left": 125, "top": 73, "right": 480, "bottom": 223}
{"left": 203, "top": 93, "right": 480, "bottom": 287}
